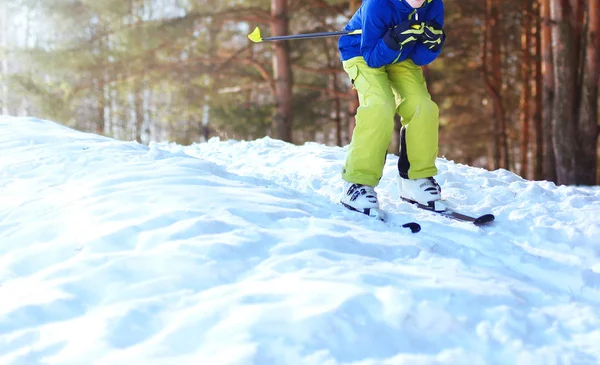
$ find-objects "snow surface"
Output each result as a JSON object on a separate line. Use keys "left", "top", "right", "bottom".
{"left": 1, "top": 115, "right": 599, "bottom": 365}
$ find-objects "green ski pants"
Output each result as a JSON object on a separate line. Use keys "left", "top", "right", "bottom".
{"left": 341, "top": 56, "right": 439, "bottom": 186}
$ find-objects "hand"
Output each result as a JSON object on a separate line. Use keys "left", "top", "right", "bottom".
{"left": 421, "top": 21, "right": 445, "bottom": 51}
{"left": 383, "top": 20, "right": 424, "bottom": 51}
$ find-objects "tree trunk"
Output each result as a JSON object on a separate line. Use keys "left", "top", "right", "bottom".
{"left": 347, "top": 0, "right": 361, "bottom": 145}
{"left": 496, "top": 0, "right": 509, "bottom": 169}
{"left": 95, "top": 16, "right": 107, "bottom": 136}
{"left": 483, "top": 0, "right": 507, "bottom": 170}
{"left": 271, "top": 0, "right": 294, "bottom": 142}
{"left": 330, "top": 73, "right": 342, "bottom": 146}
{"left": 550, "top": 0, "right": 578, "bottom": 184}
{"left": 519, "top": 0, "right": 533, "bottom": 178}
{"left": 540, "top": 0, "right": 557, "bottom": 181}
{"left": 577, "top": 1, "right": 599, "bottom": 184}
{"left": 133, "top": 81, "right": 144, "bottom": 143}
{"left": 132, "top": 0, "right": 144, "bottom": 143}
{"left": 96, "top": 80, "right": 106, "bottom": 135}
{"left": 533, "top": 0, "right": 545, "bottom": 180}
{"left": 201, "top": 20, "right": 219, "bottom": 142}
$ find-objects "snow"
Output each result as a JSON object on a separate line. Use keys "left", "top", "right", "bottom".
{"left": 0, "top": 115, "right": 599, "bottom": 365}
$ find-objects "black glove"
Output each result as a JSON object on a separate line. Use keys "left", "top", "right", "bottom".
{"left": 383, "top": 20, "right": 424, "bottom": 51}
{"left": 421, "top": 21, "right": 446, "bottom": 52}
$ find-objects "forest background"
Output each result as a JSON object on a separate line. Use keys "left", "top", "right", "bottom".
{"left": 0, "top": 0, "right": 598, "bottom": 185}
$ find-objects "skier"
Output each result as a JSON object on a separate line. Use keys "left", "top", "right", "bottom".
{"left": 338, "top": 0, "right": 447, "bottom": 218}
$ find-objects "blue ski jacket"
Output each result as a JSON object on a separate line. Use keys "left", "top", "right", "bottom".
{"left": 338, "top": 0, "right": 445, "bottom": 68}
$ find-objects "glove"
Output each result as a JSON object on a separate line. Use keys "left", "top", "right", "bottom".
{"left": 421, "top": 21, "right": 445, "bottom": 51}
{"left": 383, "top": 20, "right": 424, "bottom": 51}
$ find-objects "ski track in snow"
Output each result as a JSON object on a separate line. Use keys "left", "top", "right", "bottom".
{"left": 0, "top": 116, "right": 599, "bottom": 365}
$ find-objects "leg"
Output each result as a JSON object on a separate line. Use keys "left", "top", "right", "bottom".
{"left": 387, "top": 60, "right": 439, "bottom": 179}
{"left": 342, "top": 57, "right": 396, "bottom": 187}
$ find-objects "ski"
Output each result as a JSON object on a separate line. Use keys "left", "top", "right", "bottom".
{"left": 342, "top": 203, "right": 421, "bottom": 233}
{"left": 402, "top": 198, "right": 495, "bottom": 226}
{"left": 436, "top": 210, "right": 495, "bottom": 225}
{"left": 400, "top": 221, "right": 422, "bottom": 233}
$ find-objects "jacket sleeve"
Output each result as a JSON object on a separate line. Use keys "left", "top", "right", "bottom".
{"left": 410, "top": 0, "right": 445, "bottom": 66}
{"left": 359, "top": 0, "right": 409, "bottom": 68}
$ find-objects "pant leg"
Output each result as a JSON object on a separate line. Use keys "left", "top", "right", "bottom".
{"left": 341, "top": 57, "right": 396, "bottom": 187}
{"left": 386, "top": 60, "right": 439, "bottom": 179}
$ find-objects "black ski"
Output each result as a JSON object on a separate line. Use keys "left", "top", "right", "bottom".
{"left": 342, "top": 203, "right": 421, "bottom": 233}
{"left": 402, "top": 198, "right": 495, "bottom": 226}
{"left": 400, "top": 222, "right": 422, "bottom": 233}
{"left": 437, "top": 210, "right": 495, "bottom": 225}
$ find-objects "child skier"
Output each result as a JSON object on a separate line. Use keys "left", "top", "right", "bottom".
{"left": 338, "top": 0, "right": 447, "bottom": 219}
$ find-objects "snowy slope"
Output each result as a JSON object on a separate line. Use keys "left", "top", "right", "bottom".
{"left": 1, "top": 116, "right": 599, "bottom": 365}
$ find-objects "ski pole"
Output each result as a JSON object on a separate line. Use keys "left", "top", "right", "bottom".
{"left": 247, "top": 26, "right": 362, "bottom": 43}
{"left": 247, "top": 23, "right": 423, "bottom": 43}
